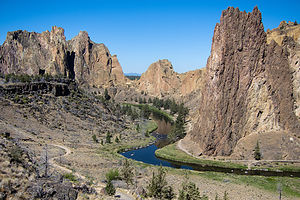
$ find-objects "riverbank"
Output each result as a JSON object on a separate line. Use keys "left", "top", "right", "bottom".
{"left": 155, "top": 143, "right": 300, "bottom": 198}
{"left": 155, "top": 142, "right": 247, "bottom": 169}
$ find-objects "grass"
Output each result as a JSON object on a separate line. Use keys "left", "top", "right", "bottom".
{"left": 252, "top": 163, "right": 300, "bottom": 173}
{"left": 197, "top": 171, "right": 300, "bottom": 197}
{"left": 155, "top": 143, "right": 247, "bottom": 169}
{"left": 155, "top": 143, "right": 300, "bottom": 197}
{"left": 145, "top": 119, "right": 158, "bottom": 133}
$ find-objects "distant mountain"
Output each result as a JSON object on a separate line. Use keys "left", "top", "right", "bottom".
{"left": 124, "top": 73, "right": 142, "bottom": 76}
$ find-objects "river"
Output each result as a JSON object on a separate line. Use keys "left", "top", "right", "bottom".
{"left": 120, "top": 119, "right": 300, "bottom": 177}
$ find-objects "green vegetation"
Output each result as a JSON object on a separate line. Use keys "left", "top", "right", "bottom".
{"left": 155, "top": 143, "right": 247, "bottom": 169}
{"left": 105, "top": 169, "right": 120, "bottom": 181}
{"left": 105, "top": 132, "right": 112, "bottom": 144}
{"left": 145, "top": 120, "right": 158, "bottom": 133}
{"left": 105, "top": 179, "right": 116, "bottom": 196}
{"left": 168, "top": 110, "right": 187, "bottom": 143}
{"left": 98, "top": 120, "right": 157, "bottom": 160}
{"left": 125, "top": 75, "right": 140, "bottom": 80}
{"left": 63, "top": 173, "right": 77, "bottom": 182}
{"left": 121, "top": 159, "right": 134, "bottom": 186}
{"left": 9, "top": 145, "right": 24, "bottom": 163}
{"left": 254, "top": 140, "right": 261, "bottom": 160}
{"left": 147, "top": 166, "right": 175, "bottom": 199}
{"left": 3, "top": 73, "right": 69, "bottom": 83}
{"left": 178, "top": 179, "right": 207, "bottom": 200}
{"left": 196, "top": 171, "right": 300, "bottom": 198}
{"left": 124, "top": 103, "right": 174, "bottom": 123}
{"left": 92, "top": 134, "right": 98, "bottom": 143}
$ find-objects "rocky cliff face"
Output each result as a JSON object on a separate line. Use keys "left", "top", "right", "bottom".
{"left": 67, "top": 31, "right": 127, "bottom": 86}
{"left": 267, "top": 22, "right": 300, "bottom": 120}
{"left": 0, "top": 27, "right": 127, "bottom": 87}
{"left": 0, "top": 26, "right": 67, "bottom": 76}
{"left": 184, "top": 7, "right": 300, "bottom": 159}
{"left": 138, "top": 59, "right": 181, "bottom": 97}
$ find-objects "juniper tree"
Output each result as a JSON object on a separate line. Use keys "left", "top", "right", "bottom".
{"left": 121, "top": 159, "right": 134, "bottom": 186}
{"left": 147, "top": 166, "right": 174, "bottom": 199}
{"left": 254, "top": 140, "right": 261, "bottom": 160}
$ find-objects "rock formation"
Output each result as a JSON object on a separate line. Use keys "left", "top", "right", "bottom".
{"left": 267, "top": 21, "right": 300, "bottom": 45}
{"left": 138, "top": 59, "right": 181, "bottom": 97}
{"left": 0, "top": 27, "right": 128, "bottom": 87}
{"left": 267, "top": 22, "right": 300, "bottom": 120}
{"left": 67, "top": 31, "right": 127, "bottom": 86}
{"left": 0, "top": 26, "right": 67, "bottom": 76}
{"left": 137, "top": 59, "right": 205, "bottom": 101}
{"left": 184, "top": 7, "right": 300, "bottom": 159}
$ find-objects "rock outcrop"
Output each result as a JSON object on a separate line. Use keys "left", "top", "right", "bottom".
{"left": 0, "top": 26, "right": 67, "bottom": 76}
{"left": 138, "top": 59, "right": 181, "bottom": 97}
{"left": 267, "top": 22, "right": 300, "bottom": 120}
{"left": 67, "top": 31, "right": 127, "bottom": 86}
{"left": 0, "top": 27, "right": 127, "bottom": 87}
{"left": 184, "top": 7, "right": 300, "bottom": 159}
{"left": 137, "top": 59, "right": 205, "bottom": 101}
{"left": 0, "top": 82, "right": 70, "bottom": 97}
{"left": 267, "top": 21, "right": 300, "bottom": 45}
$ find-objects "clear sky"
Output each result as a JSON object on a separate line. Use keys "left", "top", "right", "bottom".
{"left": 0, "top": 0, "right": 299, "bottom": 74}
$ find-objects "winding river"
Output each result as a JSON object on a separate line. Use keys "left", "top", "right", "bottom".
{"left": 121, "top": 119, "right": 300, "bottom": 178}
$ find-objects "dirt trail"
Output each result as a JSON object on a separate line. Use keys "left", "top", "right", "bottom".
{"left": 1, "top": 122, "right": 135, "bottom": 200}
{"left": 49, "top": 143, "right": 135, "bottom": 200}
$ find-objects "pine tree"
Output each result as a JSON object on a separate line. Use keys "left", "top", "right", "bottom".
{"left": 254, "top": 141, "right": 261, "bottom": 160}
{"left": 147, "top": 166, "right": 174, "bottom": 199}
{"left": 178, "top": 181, "right": 201, "bottom": 200}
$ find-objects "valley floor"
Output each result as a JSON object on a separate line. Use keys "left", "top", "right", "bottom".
{"left": 0, "top": 94, "right": 299, "bottom": 200}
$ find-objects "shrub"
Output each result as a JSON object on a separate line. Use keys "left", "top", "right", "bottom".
{"left": 105, "top": 179, "right": 116, "bottom": 196}
{"left": 106, "top": 169, "right": 120, "bottom": 181}
{"left": 92, "top": 134, "right": 98, "bottom": 143}
{"left": 147, "top": 166, "right": 174, "bottom": 199}
{"left": 63, "top": 173, "right": 77, "bottom": 182}
{"left": 178, "top": 181, "right": 202, "bottom": 200}
{"left": 9, "top": 145, "right": 23, "bottom": 163}
{"left": 121, "top": 159, "right": 134, "bottom": 186}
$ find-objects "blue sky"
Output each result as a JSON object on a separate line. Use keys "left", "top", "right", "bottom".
{"left": 0, "top": 0, "right": 299, "bottom": 74}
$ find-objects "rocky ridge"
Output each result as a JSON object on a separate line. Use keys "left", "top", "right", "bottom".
{"left": 137, "top": 59, "right": 205, "bottom": 102}
{"left": 0, "top": 26, "right": 128, "bottom": 87}
{"left": 138, "top": 59, "right": 181, "bottom": 97}
{"left": 183, "top": 7, "right": 300, "bottom": 159}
